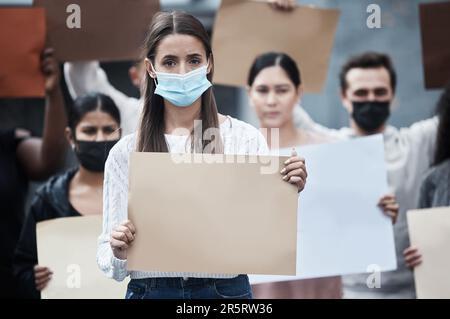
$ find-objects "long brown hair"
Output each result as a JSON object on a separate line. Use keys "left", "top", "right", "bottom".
{"left": 136, "top": 11, "right": 223, "bottom": 154}
{"left": 434, "top": 82, "right": 450, "bottom": 166}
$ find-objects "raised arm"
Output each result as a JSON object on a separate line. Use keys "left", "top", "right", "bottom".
{"left": 16, "top": 48, "right": 67, "bottom": 181}
{"left": 64, "top": 61, "right": 142, "bottom": 134}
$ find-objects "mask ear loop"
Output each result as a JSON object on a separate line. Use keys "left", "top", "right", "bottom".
{"left": 71, "top": 129, "right": 78, "bottom": 151}
{"left": 149, "top": 61, "right": 158, "bottom": 86}
{"left": 205, "top": 59, "right": 210, "bottom": 74}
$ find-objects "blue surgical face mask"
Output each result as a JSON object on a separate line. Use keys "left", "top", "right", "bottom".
{"left": 152, "top": 64, "right": 212, "bottom": 107}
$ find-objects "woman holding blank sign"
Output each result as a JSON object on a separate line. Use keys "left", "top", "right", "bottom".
{"left": 98, "top": 11, "right": 307, "bottom": 299}
{"left": 13, "top": 93, "right": 122, "bottom": 298}
{"left": 246, "top": 52, "right": 399, "bottom": 299}
{"left": 403, "top": 84, "right": 450, "bottom": 269}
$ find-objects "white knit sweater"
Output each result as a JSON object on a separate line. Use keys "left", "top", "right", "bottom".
{"left": 97, "top": 116, "right": 269, "bottom": 282}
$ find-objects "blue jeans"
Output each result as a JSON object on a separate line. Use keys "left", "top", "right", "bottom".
{"left": 125, "top": 275, "right": 253, "bottom": 299}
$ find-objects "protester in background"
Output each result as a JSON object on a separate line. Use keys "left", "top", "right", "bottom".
{"left": 64, "top": 60, "right": 144, "bottom": 136}
{"left": 247, "top": 51, "right": 398, "bottom": 298}
{"left": 0, "top": 48, "right": 67, "bottom": 298}
{"left": 13, "top": 93, "right": 121, "bottom": 298}
{"left": 403, "top": 83, "right": 450, "bottom": 269}
{"left": 294, "top": 52, "right": 438, "bottom": 298}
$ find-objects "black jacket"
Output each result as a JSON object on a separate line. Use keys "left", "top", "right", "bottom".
{"left": 13, "top": 168, "right": 80, "bottom": 299}
{"left": 0, "top": 129, "right": 28, "bottom": 298}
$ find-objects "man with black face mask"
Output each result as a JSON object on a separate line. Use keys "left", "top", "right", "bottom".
{"left": 293, "top": 52, "right": 438, "bottom": 298}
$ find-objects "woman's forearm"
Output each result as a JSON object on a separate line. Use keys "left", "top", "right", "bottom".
{"left": 17, "top": 86, "right": 68, "bottom": 180}
{"left": 40, "top": 85, "right": 68, "bottom": 172}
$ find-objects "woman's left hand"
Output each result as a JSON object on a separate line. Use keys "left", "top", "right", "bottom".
{"left": 281, "top": 148, "right": 307, "bottom": 192}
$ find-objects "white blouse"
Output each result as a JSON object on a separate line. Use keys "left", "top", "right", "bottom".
{"left": 97, "top": 116, "right": 269, "bottom": 281}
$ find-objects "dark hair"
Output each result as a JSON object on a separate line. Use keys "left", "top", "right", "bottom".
{"left": 247, "top": 52, "right": 301, "bottom": 87}
{"left": 137, "top": 11, "right": 222, "bottom": 153}
{"left": 69, "top": 92, "right": 121, "bottom": 132}
{"left": 434, "top": 83, "right": 450, "bottom": 166}
{"left": 339, "top": 52, "right": 397, "bottom": 94}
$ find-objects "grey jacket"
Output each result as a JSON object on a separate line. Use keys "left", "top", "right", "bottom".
{"left": 419, "top": 159, "right": 450, "bottom": 209}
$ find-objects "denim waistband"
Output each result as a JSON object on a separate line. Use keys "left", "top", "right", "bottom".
{"left": 130, "top": 275, "right": 247, "bottom": 289}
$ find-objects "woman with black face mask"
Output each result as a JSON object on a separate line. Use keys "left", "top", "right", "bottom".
{"left": 13, "top": 92, "right": 121, "bottom": 299}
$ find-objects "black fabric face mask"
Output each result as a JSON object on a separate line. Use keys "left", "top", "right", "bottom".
{"left": 74, "top": 140, "right": 119, "bottom": 172}
{"left": 351, "top": 101, "right": 391, "bottom": 133}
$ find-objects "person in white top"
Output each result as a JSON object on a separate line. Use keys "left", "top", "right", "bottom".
{"left": 64, "top": 60, "right": 145, "bottom": 136}
{"left": 97, "top": 11, "right": 308, "bottom": 299}
{"left": 294, "top": 52, "right": 438, "bottom": 298}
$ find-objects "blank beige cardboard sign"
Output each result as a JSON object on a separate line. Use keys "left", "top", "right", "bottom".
{"left": 407, "top": 207, "right": 450, "bottom": 299}
{"left": 37, "top": 216, "right": 128, "bottom": 299}
{"left": 0, "top": 8, "right": 45, "bottom": 97}
{"left": 211, "top": 0, "right": 340, "bottom": 92}
{"left": 127, "top": 152, "right": 298, "bottom": 276}
{"left": 33, "top": 0, "right": 160, "bottom": 62}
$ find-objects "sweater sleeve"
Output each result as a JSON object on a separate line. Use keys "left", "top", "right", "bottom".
{"left": 97, "top": 140, "right": 131, "bottom": 282}
{"left": 255, "top": 129, "right": 270, "bottom": 156}
{"left": 401, "top": 116, "right": 439, "bottom": 168}
{"left": 292, "top": 106, "right": 349, "bottom": 139}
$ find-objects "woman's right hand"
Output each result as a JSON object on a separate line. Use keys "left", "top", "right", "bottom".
{"left": 110, "top": 220, "right": 136, "bottom": 260}
{"left": 403, "top": 246, "right": 422, "bottom": 269}
{"left": 34, "top": 265, "right": 53, "bottom": 291}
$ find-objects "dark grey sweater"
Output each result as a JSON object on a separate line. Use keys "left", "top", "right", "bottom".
{"left": 419, "top": 159, "right": 450, "bottom": 209}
